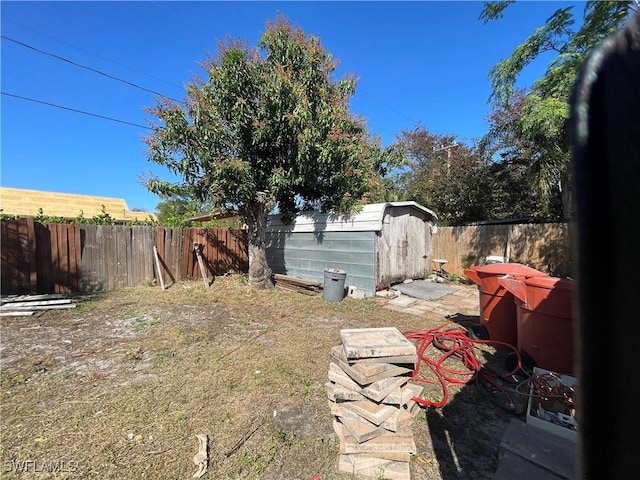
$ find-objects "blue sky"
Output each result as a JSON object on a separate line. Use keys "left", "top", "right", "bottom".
{"left": 1, "top": 1, "right": 581, "bottom": 213}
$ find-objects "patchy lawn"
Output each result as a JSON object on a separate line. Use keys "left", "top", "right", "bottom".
{"left": 1, "top": 275, "right": 523, "bottom": 479}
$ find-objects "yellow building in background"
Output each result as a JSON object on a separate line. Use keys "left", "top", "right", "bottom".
{"left": 0, "top": 187, "right": 156, "bottom": 223}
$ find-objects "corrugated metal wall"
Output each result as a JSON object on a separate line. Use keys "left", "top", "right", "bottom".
{"left": 265, "top": 230, "right": 377, "bottom": 295}
{"left": 265, "top": 204, "right": 436, "bottom": 296}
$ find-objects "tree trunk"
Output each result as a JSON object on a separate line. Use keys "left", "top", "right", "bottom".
{"left": 245, "top": 202, "right": 274, "bottom": 289}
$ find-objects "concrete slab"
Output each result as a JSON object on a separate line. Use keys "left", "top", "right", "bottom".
{"left": 390, "top": 279, "right": 455, "bottom": 301}
{"left": 494, "top": 449, "right": 566, "bottom": 480}
{"left": 339, "top": 415, "right": 392, "bottom": 443}
{"left": 330, "top": 400, "right": 404, "bottom": 432}
{"left": 495, "top": 418, "right": 577, "bottom": 480}
{"left": 341, "top": 399, "right": 399, "bottom": 426}
{"left": 334, "top": 420, "right": 416, "bottom": 455}
{"left": 340, "top": 327, "right": 417, "bottom": 360}
{"left": 343, "top": 452, "right": 412, "bottom": 462}
{"left": 338, "top": 455, "right": 410, "bottom": 480}
{"left": 330, "top": 345, "right": 414, "bottom": 385}
{"left": 387, "top": 295, "right": 417, "bottom": 308}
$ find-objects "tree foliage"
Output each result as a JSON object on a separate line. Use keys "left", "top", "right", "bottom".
{"left": 154, "top": 193, "right": 215, "bottom": 227}
{"left": 394, "top": 125, "right": 488, "bottom": 225}
{"left": 479, "top": 1, "right": 636, "bottom": 219}
{"left": 397, "top": 123, "right": 560, "bottom": 225}
{"left": 143, "top": 15, "right": 401, "bottom": 288}
{"left": 482, "top": 1, "right": 636, "bottom": 106}
{"left": 479, "top": 90, "right": 565, "bottom": 219}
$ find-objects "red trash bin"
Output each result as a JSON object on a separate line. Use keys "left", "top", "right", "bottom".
{"left": 500, "top": 275, "right": 576, "bottom": 375}
{"left": 464, "top": 263, "right": 548, "bottom": 350}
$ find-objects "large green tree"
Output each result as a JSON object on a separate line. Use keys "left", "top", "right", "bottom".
{"left": 143, "top": 16, "right": 400, "bottom": 288}
{"left": 480, "top": 1, "right": 636, "bottom": 219}
{"left": 397, "top": 122, "right": 559, "bottom": 224}
{"left": 394, "top": 125, "right": 491, "bottom": 225}
{"left": 154, "top": 192, "right": 215, "bottom": 227}
{"left": 479, "top": 90, "right": 564, "bottom": 221}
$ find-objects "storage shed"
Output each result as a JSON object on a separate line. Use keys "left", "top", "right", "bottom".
{"left": 265, "top": 201, "right": 438, "bottom": 297}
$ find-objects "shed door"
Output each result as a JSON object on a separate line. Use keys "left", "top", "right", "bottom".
{"left": 378, "top": 207, "right": 430, "bottom": 285}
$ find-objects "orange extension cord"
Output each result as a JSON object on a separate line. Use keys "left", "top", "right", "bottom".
{"left": 404, "top": 322, "right": 525, "bottom": 410}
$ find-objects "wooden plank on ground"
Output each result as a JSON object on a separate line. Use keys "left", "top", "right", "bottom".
{"left": 275, "top": 283, "right": 318, "bottom": 296}
{"left": 1, "top": 311, "right": 35, "bottom": 317}
{"left": 274, "top": 274, "right": 322, "bottom": 287}
{"left": 1, "top": 293, "right": 67, "bottom": 303}
{"left": 0, "top": 299, "right": 72, "bottom": 308}
{"left": 2, "top": 304, "right": 77, "bottom": 311}
{"left": 153, "top": 245, "right": 165, "bottom": 290}
{"left": 194, "top": 242, "right": 209, "bottom": 288}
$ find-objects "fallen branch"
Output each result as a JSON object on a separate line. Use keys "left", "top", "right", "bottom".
{"left": 225, "top": 420, "right": 264, "bottom": 458}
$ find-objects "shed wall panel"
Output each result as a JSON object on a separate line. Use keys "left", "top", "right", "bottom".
{"left": 265, "top": 231, "right": 377, "bottom": 296}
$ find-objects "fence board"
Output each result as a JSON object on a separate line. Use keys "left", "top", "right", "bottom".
{"left": 117, "top": 226, "right": 129, "bottom": 289}
{"left": 128, "top": 227, "right": 136, "bottom": 286}
{"left": 1, "top": 220, "right": 24, "bottom": 293}
{"left": 433, "top": 223, "right": 571, "bottom": 277}
{"left": 1, "top": 222, "right": 245, "bottom": 295}
{"left": 182, "top": 228, "right": 195, "bottom": 279}
{"left": 0, "top": 219, "right": 9, "bottom": 291}
{"left": 59, "top": 225, "right": 70, "bottom": 293}
{"left": 158, "top": 227, "right": 180, "bottom": 285}
{"left": 144, "top": 227, "right": 154, "bottom": 283}
{"left": 80, "top": 225, "right": 99, "bottom": 292}
{"left": 34, "top": 223, "right": 50, "bottom": 293}
{"left": 94, "top": 226, "right": 105, "bottom": 291}
{"left": 103, "top": 226, "right": 115, "bottom": 290}
{"left": 26, "top": 218, "right": 37, "bottom": 293}
{"left": 69, "top": 225, "right": 81, "bottom": 292}
{"left": 48, "top": 223, "right": 59, "bottom": 293}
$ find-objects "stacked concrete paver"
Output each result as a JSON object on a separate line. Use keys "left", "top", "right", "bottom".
{"left": 327, "top": 327, "right": 423, "bottom": 480}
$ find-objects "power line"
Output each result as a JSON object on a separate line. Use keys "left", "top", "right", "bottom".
{"left": 1, "top": 92, "right": 153, "bottom": 130}
{"left": 1, "top": 35, "right": 181, "bottom": 103}
{"left": 3, "top": 16, "right": 419, "bottom": 133}
{"left": 4, "top": 17, "right": 184, "bottom": 90}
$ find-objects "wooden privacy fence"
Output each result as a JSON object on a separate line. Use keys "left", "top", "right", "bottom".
{"left": 1, "top": 220, "right": 248, "bottom": 295}
{"left": 432, "top": 223, "right": 571, "bottom": 277}
{"left": 1, "top": 220, "right": 570, "bottom": 295}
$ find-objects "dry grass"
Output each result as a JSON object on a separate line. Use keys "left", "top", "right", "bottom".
{"left": 0, "top": 274, "right": 515, "bottom": 480}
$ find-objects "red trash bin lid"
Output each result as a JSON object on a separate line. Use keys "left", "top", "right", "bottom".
{"left": 472, "top": 263, "right": 548, "bottom": 277}
{"left": 524, "top": 275, "right": 575, "bottom": 290}
{"left": 464, "top": 263, "right": 548, "bottom": 295}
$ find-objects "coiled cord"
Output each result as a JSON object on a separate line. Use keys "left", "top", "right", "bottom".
{"left": 404, "top": 322, "right": 528, "bottom": 412}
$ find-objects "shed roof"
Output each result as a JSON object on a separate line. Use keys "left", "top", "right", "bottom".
{"left": 267, "top": 201, "right": 437, "bottom": 233}
{"left": 0, "top": 187, "right": 156, "bottom": 222}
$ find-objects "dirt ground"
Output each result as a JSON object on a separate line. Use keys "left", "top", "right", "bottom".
{"left": 0, "top": 275, "right": 528, "bottom": 480}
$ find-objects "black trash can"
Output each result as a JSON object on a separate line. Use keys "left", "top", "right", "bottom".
{"left": 323, "top": 268, "right": 347, "bottom": 302}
